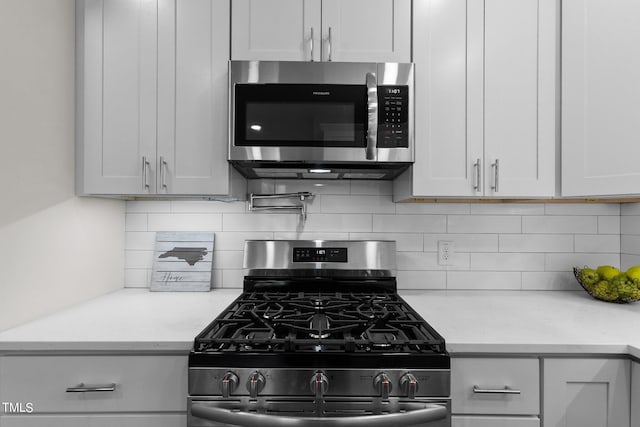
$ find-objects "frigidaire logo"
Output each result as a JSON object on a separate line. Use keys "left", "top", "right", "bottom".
{"left": 312, "top": 91, "right": 331, "bottom": 96}
{"left": 2, "top": 402, "right": 34, "bottom": 414}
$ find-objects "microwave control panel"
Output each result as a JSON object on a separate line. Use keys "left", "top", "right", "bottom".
{"left": 378, "top": 86, "right": 409, "bottom": 148}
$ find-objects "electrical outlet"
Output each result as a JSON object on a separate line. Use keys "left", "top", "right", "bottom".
{"left": 438, "top": 240, "right": 455, "bottom": 266}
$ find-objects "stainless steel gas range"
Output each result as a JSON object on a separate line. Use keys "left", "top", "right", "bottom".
{"left": 188, "top": 240, "right": 450, "bottom": 426}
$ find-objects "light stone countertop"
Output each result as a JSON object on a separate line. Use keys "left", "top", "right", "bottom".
{"left": 0, "top": 289, "right": 638, "bottom": 359}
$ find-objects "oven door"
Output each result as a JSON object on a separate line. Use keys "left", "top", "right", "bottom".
{"left": 189, "top": 397, "right": 450, "bottom": 427}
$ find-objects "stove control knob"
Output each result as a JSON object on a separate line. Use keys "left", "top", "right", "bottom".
{"left": 310, "top": 371, "right": 329, "bottom": 399}
{"left": 246, "top": 371, "right": 266, "bottom": 398}
{"left": 400, "top": 373, "right": 419, "bottom": 399}
{"left": 220, "top": 371, "right": 239, "bottom": 398}
{"left": 373, "top": 373, "right": 392, "bottom": 399}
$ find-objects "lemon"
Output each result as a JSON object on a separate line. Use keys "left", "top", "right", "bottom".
{"left": 596, "top": 265, "right": 620, "bottom": 281}
{"left": 625, "top": 265, "right": 640, "bottom": 281}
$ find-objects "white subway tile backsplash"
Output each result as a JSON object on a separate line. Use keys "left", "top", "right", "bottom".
{"left": 423, "top": 234, "right": 498, "bottom": 252}
{"left": 124, "top": 269, "right": 149, "bottom": 287}
{"left": 397, "top": 251, "right": 469, "bottom": 270}
{"left": 522, "top": 272, "right": 578, "bottom": 290}
{"left": 621, "top": 203, "right": 640, "bottom": 216}
{"left": 125, "top": 213, "right": 147, "bottom": 232}
{"left": 213, "top": 250, "right": 244, "bottom": 269}
{"left": 125, "top": 232, "right": 156, "bottom": 250}
{"left": 373, "top": 214, "right": 446, "bottom": 233}
{"left": 470, "top": 203, "right": 544, "bottom": 215}
{"left": 574, "top": 235, "right": 620, "bottom": 253}
{"left": 447, "top": 271, "right": 521, "bottom": 290}
{"left": 350, "top": 181, "right": 392, "bottom": 195}
{"left": 598, "top": 216, "right": 620, "bottom": 234}
{"left": 123, "top": 200, "right": 635, "bottom": 291}
{"left": 499, "top": 234, "right": 573, "bottom": 253}
{"left": 470, "top": 253, "right": 545, "bottom": 271}
{"left": 448, "top": 215, "right": 521, "bottom": 234}
{"left": 349, "top": 233, "right": 423, "bottom": 252}
{"left": 544, "top": 253, "right": 619, "bottom": 272}
{"left": 127, "top": 201, "right": 171, "bottom": 213}
{"left": 621, "top": 215, "right": 640, "bottom": 235}
{"left": 545, "top": 203, "right": 620, "bottom": 216}
{"left": 271, "top": 180, "right": 351, "bottom": 195}
{"left": 396, "top": 271, "right": 447, "bottom": 289}
{"left": 304, "top": 214, "right": 373, "bottom": 232}
{"left": 147, "top": 213, "right": 223, "bottom": 232}
{"left": 522, "top": 216, "right": 597, "bottom": 234}
{"left": 396, "top": 203, "right": 470, "bottom": 215}
{"left": 222, "top": 213, "right": 300, "bottom": 232}
{"left": 274, "top": 232, "right": 350, "bottom": 241}
{"left": 170, "top": 200, "right": 246, "bottom": 214}
{"left": 621, "top": 235, "right": 640, "bottom": 255}
{"left": 125, "top": 250, "right": 154, "bottom": 269}
{"left": 214, "top": 232, "right": 274, "bottom": 251}
{"left": 320, "top": 195, "right": 395, "bottom": 214}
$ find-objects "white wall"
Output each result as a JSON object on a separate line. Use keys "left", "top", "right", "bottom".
{"left": 0, "top": 0, "right": 124, "bottom": 331}
{"left": 126, "top": 180, "right": 621, "bottom": 290}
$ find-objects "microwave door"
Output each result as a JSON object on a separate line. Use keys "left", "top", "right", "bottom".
{"left": 366, "top": 72, "right": 378, "bottom": 161}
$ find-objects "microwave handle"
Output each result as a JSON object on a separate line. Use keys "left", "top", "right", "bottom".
{"left": 366, "top": 72, "right": 378, "bottom": 161}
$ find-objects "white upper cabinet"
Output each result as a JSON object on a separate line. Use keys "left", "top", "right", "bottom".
{"left": 562, "top": 0, "right": 640, "bottom": 197}
{"left": 231, "top": 0, "right": 410, "bottom": 62}
{"left": 76, "top": 0, "right": 158, "bottom": 195}
{"left": 77, "top": 0, "right": 242, "bottom": 197}
{"left": 157, "top": 0, "right": 236, "bottom": 195}
{"left": 394, "top": 0, "right": 557, "bottom": 200}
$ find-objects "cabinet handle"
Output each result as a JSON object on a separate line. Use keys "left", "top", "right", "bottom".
{"left": 142, "top": 156, "right": 150, "bottom": 191}
{"left": 473, "top": 385, "right": 521, "bottom": 395}
{"left": 327, "top": 27, "right": 332, "bottom": 61}
{"left": 66, "top": 383, "right": 116, "bottom": 393}
{"left": 491, "top": 159, "right": 499, "bottom": 193}
{"left": 473, "top": 158, "right": 481, "bottom": 192}
{"left": 160, "top": 156, "right": 168, "bottom": 190}
{"left": 309, "top": 27, "right": 314, "bottom": 61}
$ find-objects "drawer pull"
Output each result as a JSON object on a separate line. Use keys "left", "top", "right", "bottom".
{"left": 473, "top": 385, "right": 521, "bottom": 395}
{"left": 66, "top": 383, "right": 116, "bottom": 393}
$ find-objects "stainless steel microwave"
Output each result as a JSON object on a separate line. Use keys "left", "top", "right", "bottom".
{"left": 228, "top": 61, "right": 414, "bottom": 180}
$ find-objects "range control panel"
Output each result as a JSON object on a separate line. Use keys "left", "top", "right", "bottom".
{"left": 293, "top": 247, "right": 348, "bottom": 263}
{"left": 378, "top": 85, "right": 409, "bottom": 148}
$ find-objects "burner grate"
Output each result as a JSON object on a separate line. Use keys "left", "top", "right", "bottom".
{"left": 194, "top": 291, "right": 446, "bottom": 354}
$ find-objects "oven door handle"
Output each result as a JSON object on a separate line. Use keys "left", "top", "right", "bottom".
{"left": 365, "top": 71, "right": 378, "bottom": 161}
{"left": 191, "top": 402, "right": 447, "bottom": 427}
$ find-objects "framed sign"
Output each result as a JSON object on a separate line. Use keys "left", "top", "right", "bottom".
{"left": 150, "top": 232, "right": 214, "bottom": 291}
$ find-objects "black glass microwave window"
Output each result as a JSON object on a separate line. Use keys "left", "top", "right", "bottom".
{"left": 235, "top": 84, "right": 367, "bottom": 147}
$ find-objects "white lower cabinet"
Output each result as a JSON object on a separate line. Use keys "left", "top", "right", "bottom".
{"left": 451, "top": 357, "right": 540, "bottom": 426}
{"left": 543, "top": 358, "right": 631, "bottom": 427}
{"left": 632, "top": 362, "right": 640, "bottom": 427}
{"left": 0, "top": 355, "right": 187, "bottom": 422}
{"left": 452, "top": 415, "right": 540, "bottom": 427}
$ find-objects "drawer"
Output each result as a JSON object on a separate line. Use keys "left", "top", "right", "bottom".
{"left": 452, "top": 415, "right": 540, "bottom": 427}
{"left": 0, "top": 355, "right": 187, "bottom": 413}
{"left": 451, "top": 358, "right": 539, "bottom": 415}
{"left": 0, "top": 414, "right": 186, "bottom": 427}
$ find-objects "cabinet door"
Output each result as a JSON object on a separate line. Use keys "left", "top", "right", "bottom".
{"left": 632, "top": 362, "right": 640, "bottom": 427}
{"left": 77, "top": 0, "right": 157, "bottom": 195}
{"left": 562, "top": 0, "right": 640, "bottom": 197}
{"left": 231, "top": 0, "right": 321, "bottom": 61}
{"left": 452, "top": 416, "right": 540, "bottom": 427}
{"left": 321, "top": 0, "right": 410, "bottom": 62}
{"left": 407, "top": 0, "right": 481, "bottom": 197}
{"left": 482, "top": 0, "right": 556, "bottom": 197}
{"left": 543, "top": 358, "right": 631, "bottom": 427}
{"left": 0, "top": 414, "right": 185, "bottom": 427}
{"left": 157, "top": 0, "right": 234, "bottom": 195}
